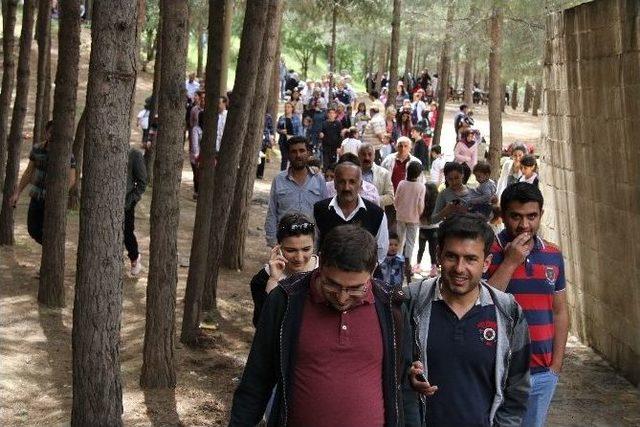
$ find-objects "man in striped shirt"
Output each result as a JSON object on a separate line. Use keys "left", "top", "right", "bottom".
{"left": 485, "top": 182, "right": 569, "bottom": 427}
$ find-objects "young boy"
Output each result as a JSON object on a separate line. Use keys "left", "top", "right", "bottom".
{"left": 323, "top": 163, "right": 336, "bottom": 182}
{"left": 379, "top": 232, "right": 405, "bottom": 290}
{"left": 519, "top": 154, "right": 539, "bottom": 186}
{"left": 429, "top": 144, "right": 446, "bottom": 187}
{"left": 468, "top": 161, "right": 497, "bottom": 220}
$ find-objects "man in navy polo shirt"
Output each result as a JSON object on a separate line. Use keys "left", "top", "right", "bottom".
{"left": 406, "top": 213, "right": 531, "bottom": 427}
{"left": 485, "top": 182, "right": 569, "bottom": 427}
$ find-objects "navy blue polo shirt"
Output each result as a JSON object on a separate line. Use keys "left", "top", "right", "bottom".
{"left": 426, "top": 285, "right": 497, "bottom": 427}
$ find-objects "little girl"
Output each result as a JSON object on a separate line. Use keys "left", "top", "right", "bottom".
{"left": 394, "top": 161, "right": 426, "bottom": 279}
{"left": 519, "top": 154, "right": 539, "bottom": 187}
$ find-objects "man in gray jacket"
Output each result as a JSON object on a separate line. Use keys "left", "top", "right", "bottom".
{"left": 404, "top": 213, "right": 531, "bottom": 426}
{"left": 124, "top": 147, "right": 147, "bottom": 277}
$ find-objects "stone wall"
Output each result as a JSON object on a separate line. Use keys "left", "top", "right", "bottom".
{"left": 540, "top": 0, "right": 639, "bottom": 386}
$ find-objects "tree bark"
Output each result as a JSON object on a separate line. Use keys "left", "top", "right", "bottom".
{"left": 267, "top": 27, "right": 281, "bottom": 121}
{"left": 532, "top": 81, "right": 541, "bottom": 116}
{"left": 180, "top": 0, "right": 229, "bottom": 346}
{"left": 329, "top": 1, "right": 337, "bottom": 73}
{"left": 71, "top": 0, "right": 138, "bottom": 424}
{"left": 431, "top": 0, "right": 455, "bottom": 148}
{"left": 386, "top": 0, "right": 402, "bottom": 108}
{"left": 487, "top": 4, "right": 504, "bottom": 180}
{"left": 38, "top": 0, "right": 81, "bottom": 308}
{"left": 68, "top": 108, "right": 86, "bottom": 210}
{"left": 523, "top": 81, "right": 532, "bottom": 112}
{"left": 222, "top": 0, "right": 283, "bottom": 270}
{"left": 140, "top": 0, "right": 188, "bottom": 389}
{"left": 404, "top": 36, "right": 413, "bottom": 74}
{"left": 375, "top": 41, "right": 385, "bottom": 91}
{"left": 511, "top": 81, "right": 518, "bottom": 110}
{"left": 453, "top": 48, "right": 460, "bottom": 90}
{"left": 84, "top": 0, "right": 93, "bottom": 20}
{"left": 200, "top": 0, "right": 272, "bottom": 312}
{"left": 0, "top": 0, "right": 36, "bottom": 245}
{"left": 146, "top": 14, "right": 163, "bottom": 185}
{"left": 0, "top": 0, "right": 19, "bottom": 193}
{"left": 219, "top": 0, "right": 233, "bottom": 95}
{"left": 463, "top": 55, "right": 473, "bottom": 105}
{"left": 196, "top": 24, "right": 204, "bottom": 78}
{"left": 32, "top": 0, "right": 52, "bottom": 151}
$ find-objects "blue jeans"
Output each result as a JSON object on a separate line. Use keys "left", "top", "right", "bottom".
{"left": 521, "top": 369, "right": 559, "bottom": 427}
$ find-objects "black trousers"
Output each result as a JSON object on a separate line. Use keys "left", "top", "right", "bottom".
{"left": 124, "top": 206, "right": 139, "bottom": 262}
{"left": 27, "top": 197, "right": 45, "bottom": 245}
{"left": 257, "top": 155, "right": 266, "bottom": 179}
{"left": 417, "top": 228, "right": 438, "bottom": 265}
{"left": 190, "top": 161, "right": 199, "bottom": 194}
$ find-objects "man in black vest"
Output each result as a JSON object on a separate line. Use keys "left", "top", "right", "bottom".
{"left": 314, "top": 161, "right": 388, "bottom": 264}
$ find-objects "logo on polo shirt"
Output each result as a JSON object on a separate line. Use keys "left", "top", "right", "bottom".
{"left": 545, "top": 265, "right": 558, "bottom": 287}
{"left": 476, "top": 320, "right": 497, "bottom": 347}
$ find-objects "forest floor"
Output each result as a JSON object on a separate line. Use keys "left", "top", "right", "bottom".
{"left": 2, "top": 27, "right": 640, "bottom": 427}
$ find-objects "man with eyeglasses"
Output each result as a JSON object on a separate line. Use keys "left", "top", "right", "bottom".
{"left": 230, "top": 225, "right": 412, "bottom": 426}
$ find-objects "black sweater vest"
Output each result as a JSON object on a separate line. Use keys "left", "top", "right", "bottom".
{"left": 314, "top": 197, "right": 384, "bottom": 248}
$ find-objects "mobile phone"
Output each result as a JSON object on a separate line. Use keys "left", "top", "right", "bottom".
{"left": 415, "top": 373, "right": 427, "bottom": 382}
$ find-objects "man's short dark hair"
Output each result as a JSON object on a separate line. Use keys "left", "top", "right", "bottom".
{"left": 443, "top": 161, "right": 465, "bottom": 176}
{"left": 473, "top": 160, "right": 491, "bottom": 175}
{"left": 338, "top": 152, "right": 361, "bottom": 167}
{"left": 437, "top": 213, "right": 495, "bottom": 256}
{"left": 287, "top": 136, "right": 309, "bottom": 151}
{"left": 370, "top": 90, "right": 379, "bottom": 98}
{"left": 431, "top": 145, "right": 442, "bottom": 155}
{"left": 500, "top": 182, "right": 544, "bottom": 213}
{"left": 460, "top": 103, "right": 468, "bottom": 111}
{"left": 320, "top": 225, "right": 377, "bottom": 273}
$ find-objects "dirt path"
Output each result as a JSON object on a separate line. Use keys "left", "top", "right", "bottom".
{"left": 1, "top": 26, "right": 639, "bottom": 426}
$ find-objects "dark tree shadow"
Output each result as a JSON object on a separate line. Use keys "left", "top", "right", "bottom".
{"left": 143, "top": 388, "right": 183, "bottom": 426}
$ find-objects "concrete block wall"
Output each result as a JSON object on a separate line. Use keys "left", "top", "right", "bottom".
{"left": 540, "top": 0, "right": 639, "bottom": 386}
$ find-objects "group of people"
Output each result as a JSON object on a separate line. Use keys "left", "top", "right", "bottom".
{"left": 230, "top": 69, "right": 564, "bottom": 425}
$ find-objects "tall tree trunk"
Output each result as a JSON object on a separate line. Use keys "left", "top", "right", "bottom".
{"left": 180, "top": 0, "right": 229, "bottom": 346}
{"left": 146, "top": 15, "right": 163, "bottom": 185}
{"left": 68, "top": 108, "right": 86, "bottom": 210}
{"left": 267, "top": 27, "right": 281, "bottom": 121}
{"left": 329, "top": 1, "right": 337, "bottom": 73}
{"left": 404, "top": 36, "right": 413, "bottom": 74}
{"left": 501, "top": 82, "right": 507, "bottom": 112}
{"left": 84, "top": 0, "right": 93, "bottom": 20}
{"left": 219, "top": 0, "right": 233, "bottom": 95}
{"left": 386, "top": 0, "right": 402, "bottom": 108}
{"left": 38, "top": 0, "right": 81, "bottom": 307}
{"left": 196, "top": 24, "right": 204, "bottom": 78}
{"left": 375, "top": 42, "right": 385, "bottom": 90}
{"left": 200, "top": 0, "right": 272, "bottom": 312}
{"left": 487, "top": 5, "right": 504, "bottom": 180}
{"left": 0, "top": 0, "right": 19, "bottom": 193}
{"left": 431, "top": 0, "right": 455, "bottom": 148}
{"left": 483, "top": 73, "right": 489, "bottom": 91}
{"left": 463, "top": 55, "right": 473, "bottom": 105}
{"left": 0, "top": 0, "right": 36, "bottom": 245}
{"left": 532, "top": 81, "right": 541, "bottom": 116}
{"left": 222, "top": 0, "right": 283, "bottom": 270}
{"left": 453, "top": 48, "right": 460, "bottom": 90}
{"left": 71, "top": 0, "right": 138, "bottom": 424}
{"left": 32, "top": 0, "right": 51, "bottom": 151}
{"left": 140, "top": 0, "right": 188, "bottom": 389}
{"left": 511, "top": 81, "right": 518, "bottom": 110}
{"left": 523, "top": 81, "right": 532, "bottom": 112}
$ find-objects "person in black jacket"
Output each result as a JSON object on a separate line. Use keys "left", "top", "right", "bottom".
{"left": 124, "top": 147, "right": 147, "bottom": 277}
{"left": 230, "top": 225, "right": 414, "bottom": 427}
{"left": 249, "top": 213, "right": 318, "bottom": 327}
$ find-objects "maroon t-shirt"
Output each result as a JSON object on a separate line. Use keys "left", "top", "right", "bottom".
{"left": 287, "top": 278, "right": 384, "bottom": 427}
{"left": 391, "top": 157, "right": 410, "bottom": 191}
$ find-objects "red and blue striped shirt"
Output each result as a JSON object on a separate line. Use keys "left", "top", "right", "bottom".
{"left": 485, "top": 230, "right": 566, "bottom": 374}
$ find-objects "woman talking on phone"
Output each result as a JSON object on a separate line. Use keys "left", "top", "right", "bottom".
{"left": 249, "top": 213, "right": 318, "bottom": 327}
{"left": 431, "top": 162, "right": 473, "bottom": 224}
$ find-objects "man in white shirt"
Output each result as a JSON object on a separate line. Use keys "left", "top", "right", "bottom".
{"left": 429, "top": 144, "right": 446, "bottom": 187}
{"left": 216, "top": 96, "right": 228, "bottom": 153}
{"left": 185, "top": 73, "right": 200, "bottom": 100}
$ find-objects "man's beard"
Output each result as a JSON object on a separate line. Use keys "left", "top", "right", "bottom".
{"left": 291, "top": 160, "right": 306, "bottom": 170}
